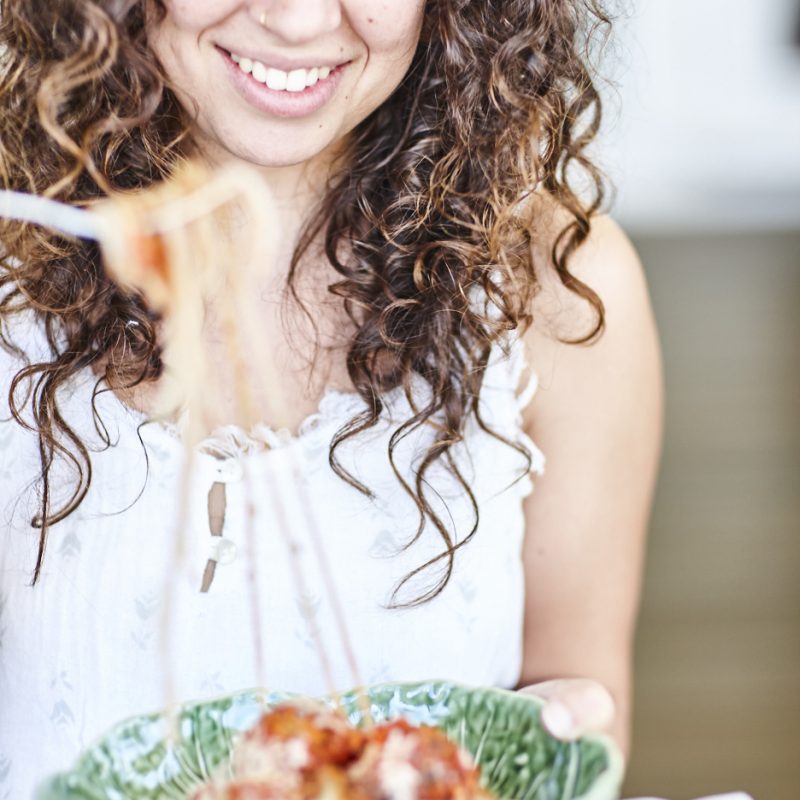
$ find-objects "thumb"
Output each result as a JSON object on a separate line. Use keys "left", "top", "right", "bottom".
{"left": 519, "top": 678, "right": 615, "bottom": 740}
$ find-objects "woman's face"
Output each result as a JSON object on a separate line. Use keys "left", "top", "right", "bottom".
{"left": 149, "top": 1, "right": 426, "bottom": 168}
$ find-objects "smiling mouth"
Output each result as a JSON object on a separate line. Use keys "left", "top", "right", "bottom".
{"left": 217, "top": 47, "right": 352, "bottom": 118}
{"left": 220, "top": 48, "right": 351, "bottom": 93}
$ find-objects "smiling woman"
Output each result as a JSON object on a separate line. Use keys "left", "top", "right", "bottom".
{"left": 150, "top": 0, "right": 424, "bottom": 152}
{"left": 0, "top": 1, "right": 662, "bottom": 798}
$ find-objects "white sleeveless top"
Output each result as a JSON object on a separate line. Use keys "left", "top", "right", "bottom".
{"left": 0, "top": 311, "right": 544, "bottom": 799}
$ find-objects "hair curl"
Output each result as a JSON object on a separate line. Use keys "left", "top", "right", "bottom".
{"left": 0, "top": 0, "right": 609, "bottom": 604}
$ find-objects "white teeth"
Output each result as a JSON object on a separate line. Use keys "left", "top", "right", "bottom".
{"left": 265, "top": 68, "right": 287, "bottom": 91}
{"left": 230, "top": 53, "right": 336, "bottom": 91}
{"left": 285, "top": 69, "right": 307, "bottom": 92}
{"left": 251, "top": 61, "right": 268, "bottom": 83}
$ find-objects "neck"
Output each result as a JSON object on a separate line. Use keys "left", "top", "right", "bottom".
{"left": 192, "top": 134, "right": 350, "bottom": 275}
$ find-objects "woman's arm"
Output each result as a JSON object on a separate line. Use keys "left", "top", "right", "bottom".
{"left": 518, "top": 215, "right": 664, "bottom": 759}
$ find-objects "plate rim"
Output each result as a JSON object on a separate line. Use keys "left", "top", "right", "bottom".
{"left": 37, "top": 679, "right": 625, "bottom": 800}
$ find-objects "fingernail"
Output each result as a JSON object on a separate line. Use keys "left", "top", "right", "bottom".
{"left": 541, "top": 701, "right": 574, "bottom": 739}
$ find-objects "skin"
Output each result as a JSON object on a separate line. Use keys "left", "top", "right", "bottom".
{"left": 147, "top": 0, "right": 665, "bottom": 767}
{"left": 518, "top": 207, "right": 664, "bottom": 759}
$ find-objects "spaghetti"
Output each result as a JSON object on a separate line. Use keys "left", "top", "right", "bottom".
{"left": 192, "top": 701, "right": 496, "bottom": 800}
{"left": 92, "top": 162, "right": 375, "bottom": 725}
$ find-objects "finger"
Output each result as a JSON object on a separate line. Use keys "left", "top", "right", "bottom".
{"left": 519, "top": 679, "right": 615, "bottom": 740}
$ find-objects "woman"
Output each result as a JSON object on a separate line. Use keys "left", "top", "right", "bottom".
{"left": 0, "top": 1, "right": 663, "bottom": 797}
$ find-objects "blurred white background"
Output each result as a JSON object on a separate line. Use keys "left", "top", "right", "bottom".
{"left": 602, "top": 0, "right": 800, "bottom": 232}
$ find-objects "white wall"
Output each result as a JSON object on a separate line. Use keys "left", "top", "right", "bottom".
{"left": 600, "top": 0, "right": 800, "bottom": 232}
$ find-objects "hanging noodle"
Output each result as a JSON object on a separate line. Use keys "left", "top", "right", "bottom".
{"left": 93, "top": 161, "right": 372, "bottom": 725}
{"left": 96, "top": 162, "right": 274, "bottom": 724}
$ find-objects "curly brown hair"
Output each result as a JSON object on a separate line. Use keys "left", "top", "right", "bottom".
{"left": 0, "top": 0, "right": 609, "bottom": 604}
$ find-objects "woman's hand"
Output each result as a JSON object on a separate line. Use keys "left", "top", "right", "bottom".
{"left": 518, "top": 678, "right": 616, "bottom": 741}
{"left": 518, "top": 683, "right": 753, "bottom": 800}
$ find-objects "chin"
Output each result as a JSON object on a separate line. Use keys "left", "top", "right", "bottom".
{"left": 218, "top": 130, "right": 343, "bottom": 169}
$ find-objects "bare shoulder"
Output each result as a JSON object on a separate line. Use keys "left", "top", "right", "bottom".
{"left": 524, "top": 205, "right": 652, "bottom": 347}
{"left": 520, "top": 207, "right": 663, "bottom": 433}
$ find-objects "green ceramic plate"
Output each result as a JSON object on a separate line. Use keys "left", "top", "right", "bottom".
{"left": 36, "top": 681, "right": 624, "bottom": 800}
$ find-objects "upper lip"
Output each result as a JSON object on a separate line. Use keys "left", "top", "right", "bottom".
{"left": 217, "top": 45, "right": 351, "bottom": 71}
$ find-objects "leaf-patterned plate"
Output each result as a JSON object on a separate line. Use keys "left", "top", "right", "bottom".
{"left": 36, "top": 681, "right": 624, "bottom": 800}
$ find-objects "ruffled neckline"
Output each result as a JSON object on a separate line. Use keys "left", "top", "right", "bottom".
{"left": 105, "top": 332, "right": 536, "bottom": 461}
{"left": 124, "top": 385, "right": 375, "bottom": 458}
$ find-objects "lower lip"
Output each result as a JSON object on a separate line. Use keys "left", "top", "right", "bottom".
{"left": 218, "top": 48, "right": 350, "bottom": 119}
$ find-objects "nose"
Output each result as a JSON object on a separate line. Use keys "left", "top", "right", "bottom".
{"left": 250, "top": 0, "right": 342, "bottom": 43}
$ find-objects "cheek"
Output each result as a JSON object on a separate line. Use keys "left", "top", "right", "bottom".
{"left": 148, "top": 0, "right": 238, "bottom": 87}
{"left": 338, "top": 2, "right": 425, "bottom": 124}
{"left": 348, "top": 0, "right": 426, "bottom": 58}
{"left": 157, "top": 0, "right": 240, "bottom": 33}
